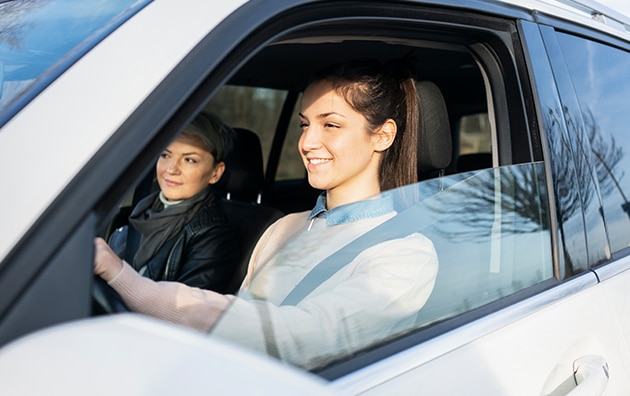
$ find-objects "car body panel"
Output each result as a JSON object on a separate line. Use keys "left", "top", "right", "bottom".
{"left": 0, "top": 314, "right": 335, "bottom": 395}
{"left": 332, "top": 265, "right": 630, "bottom": 394}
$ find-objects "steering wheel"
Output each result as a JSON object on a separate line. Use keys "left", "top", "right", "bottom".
{"left": 92, "top": 275, "right": 129, "bottom": 314}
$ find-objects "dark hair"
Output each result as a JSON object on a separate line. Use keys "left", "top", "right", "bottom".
{"left": 309, "top": 59, "right": 419, "bottom": 191}
{"left": 183, "top": 111, "right": 235, "bottom": 163}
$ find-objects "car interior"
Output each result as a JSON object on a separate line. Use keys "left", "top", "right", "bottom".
{"left": 95, "top": 17, "right": 552, "bottom": 373}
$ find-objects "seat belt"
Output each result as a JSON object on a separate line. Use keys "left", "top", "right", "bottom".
{"left": 279, "top": 168, "right": 490, "bottom": 306}
{"left": 280, "top": 203, "right": 429, "bottom": 305}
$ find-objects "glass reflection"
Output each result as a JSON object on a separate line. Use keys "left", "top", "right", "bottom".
{"left": 0, "top": 0, "right": 146, "bottom": 124}
{"left": 400, "top": 163, "right": 553, "bottom": 324}
{"left": 557, "top": 32, "right": 630, "bottom": 254}
{"left": 214, "top": 163, "right": 554, "bottom": 369}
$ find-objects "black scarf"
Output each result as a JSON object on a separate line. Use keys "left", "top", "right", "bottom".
{"left": 128, "top": 186, "right": 211, "bottom": 268}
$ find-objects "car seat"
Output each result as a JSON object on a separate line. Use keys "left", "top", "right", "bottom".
{"left": 416, "top": 80, "right": 452, "bottom": 181}
{"left": 215, "top": 127, "right": 283, "bottom": 293}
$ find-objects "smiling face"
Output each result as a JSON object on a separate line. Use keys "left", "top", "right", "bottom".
{"left": 299, "top": 80, "right": 396, "bottom": 209}
{"left": 156, "top": 133, "right": 225, "bottom": 201}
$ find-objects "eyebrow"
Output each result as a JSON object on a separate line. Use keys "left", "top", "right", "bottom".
{"left": 163, "top": 148, "right": 203, "bottom": 156}
{"left": 298, "top": 111, "right": 345, "bottom": 119}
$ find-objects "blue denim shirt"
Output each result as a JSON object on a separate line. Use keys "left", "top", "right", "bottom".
{"left": 307, "top": 192, "right": 395, "bottom": 226}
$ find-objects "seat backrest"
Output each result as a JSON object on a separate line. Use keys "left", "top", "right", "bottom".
{"left": 215, "top": 127, "right": 265, "bottom": 203}
{"left": 416, "top": 81, "right": 452, "bottom": 180}
{"left": 215, "top": 127, "right": 283, "bottom": 293}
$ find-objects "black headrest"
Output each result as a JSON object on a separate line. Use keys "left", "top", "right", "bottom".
{"left": 215, "top": 127, "right": 264, "bottom": 202}
{"left": 416, "top": 81, "right": 452, "bottom": 176}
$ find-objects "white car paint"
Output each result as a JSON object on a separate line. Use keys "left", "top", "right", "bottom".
{"left": 333, "top": 262, "right": 630, "bottom": 394}
{"left": 0, "top": 314, "right": 336, "bottom": 395}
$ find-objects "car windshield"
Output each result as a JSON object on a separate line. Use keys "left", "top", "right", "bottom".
{"left": 211, "top": 163, "right": 554, "bottom": 371}
{"left": 0, "top": 0, "right": 149, "bottom": 128}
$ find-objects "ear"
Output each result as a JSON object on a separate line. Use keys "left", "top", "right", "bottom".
{"left": 208, "top": 161, "right": 226, "bottom": 184}
{"left": 372, "top": 118, "right": 397, "bottom": 152}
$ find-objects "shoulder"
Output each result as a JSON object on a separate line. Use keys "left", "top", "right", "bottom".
{"left": 247, "top": 211, "right": 310, "bottom": 267}
{"left": 262, "top": 211, "right": 309, "bottom": 238}
{"left": 273, "top": 211, "right": 310, "bottom": 227}
{"left": 186, "top": 199, "right": 231, "bottom": 234}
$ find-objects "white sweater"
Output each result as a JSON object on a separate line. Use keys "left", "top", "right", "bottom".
{"left": 109, "top": 210, "right": 438, "bottom": 369}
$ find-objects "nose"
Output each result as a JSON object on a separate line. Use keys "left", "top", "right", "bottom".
{"left": 299, "top": 126, "right": 321, "bottom": 152}
{"left": 165, "top": 158, "right": 180, "bottom": 174}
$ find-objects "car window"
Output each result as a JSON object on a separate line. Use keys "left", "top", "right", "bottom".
{"left": 279, "top": 95, "right": 306, "bottom": 181}
{"left": 456, "top": 113, "right": 493, "bottom": 172}
{"left": 0, "top": 0, "right": 148, "bottom": 128}
{"left": 459, "top": 113, "right": 492, "bottom": 155}
{"left": 205, "top": 85, "right": 292, "bottom": 177}
{"left": 555, "top": 33, "right": 630, "bottom": 257}
{"left": 206, "top": 86, "right": 306, "bottom": 182}
{"left": 191, "top": 6, "right": 557, "bottom": 373}
{"left": 210, "top": 162, "right": 553, "bottom": 370}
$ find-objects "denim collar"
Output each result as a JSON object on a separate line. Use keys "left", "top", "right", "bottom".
{"left": 307, "top": 192, "right": 395, "bottom": 226}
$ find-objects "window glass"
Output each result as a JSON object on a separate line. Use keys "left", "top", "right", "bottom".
{"left": 459, "top": 113, "right": 492, "bottom": 155}
{"left": 0, "top": 0, "right": 147, "bottom": 127}
{"left": 456, "top": 113, "right": 493, "bottom": 173}
{"left": 277, "top": 94, "right": 305, "bottom": 181}
{"left": 211, "top": 163, "right": 554, "bottom": 370}
{"left": 205, "top": 86, "right": 288, "bottom": 170}
{"left": 556, "top": 33, "right": 630, "bottom": 255}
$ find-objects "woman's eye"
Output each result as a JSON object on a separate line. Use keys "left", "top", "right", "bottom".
{"left": 159, "top": 153, "right": 169, "bottom": 159}
{"left": 324, "top": 122, "right": 339, "bottom": 129}
{"left": 185, "top": 157, "right": 198, "bottom": 164}
{"left": 299, "top": 121, "right": 308, "bottom": 129}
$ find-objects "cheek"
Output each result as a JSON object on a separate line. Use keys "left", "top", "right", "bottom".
{"left": 197, "top": 166, "right": 217, "bottom": 184}
{"left": 297, "top": 133, "right": 305, "bottom": 151}
{"left": 155, "top": 161, "right": 164, "bottom": 175}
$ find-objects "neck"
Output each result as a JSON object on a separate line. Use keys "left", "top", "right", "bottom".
{"left": 326, "top": 185, "right": 381, "bottom": 210}
{"left": 159, "top": 192, "right": 184, "bottom": 208}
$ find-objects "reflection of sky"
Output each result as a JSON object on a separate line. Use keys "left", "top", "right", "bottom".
{"left": 557, "top": 32, "right": 630, "bottom": 252}
{"left": 557, "top": 35, "right": 628, "bottom": 141}
{"left": 0, "top": 0, "right": 143, "bottom": 109}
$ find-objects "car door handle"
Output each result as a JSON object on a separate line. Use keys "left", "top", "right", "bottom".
{"left": 566, "top": 355, "right": 609, "bottom": 396}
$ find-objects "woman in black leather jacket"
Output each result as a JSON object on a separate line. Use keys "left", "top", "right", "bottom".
{"left": 109, "top": 112, "right": 239, "bottom": 292}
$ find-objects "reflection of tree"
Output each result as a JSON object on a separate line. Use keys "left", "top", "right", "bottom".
{"left": 425, "top": 164, "right": 549, "bottom": 242}
{"left": 583, "top": 109, "right": 628, "bottom": 216}
{"left": 0, "top": 0, "right": 44, "bottom": 48}
{"left": 425, "top": 103, "right": 625, "bottom": 276}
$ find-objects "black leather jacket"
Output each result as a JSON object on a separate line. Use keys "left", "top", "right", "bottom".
{"left": 110, "top": 193, "right": 240, "bottom": 293}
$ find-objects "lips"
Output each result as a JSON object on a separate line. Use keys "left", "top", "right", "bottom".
{"left": 163, "top": 178, "right": 183, "bottom": 187}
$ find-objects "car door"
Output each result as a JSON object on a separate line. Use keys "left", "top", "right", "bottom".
{"left": 315, "top": 5, "right": 630, "bottom": 396}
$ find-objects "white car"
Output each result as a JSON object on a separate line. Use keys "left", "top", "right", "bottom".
{"left": 1, "top": 0, "right": 630, "bottom": 394}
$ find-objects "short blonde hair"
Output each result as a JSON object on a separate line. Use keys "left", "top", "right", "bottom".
{"left": 182, "top": 112, "right": 235, "bottom": 162}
